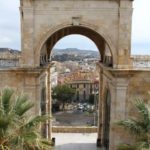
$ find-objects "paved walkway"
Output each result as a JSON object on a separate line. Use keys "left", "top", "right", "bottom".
{"left": 52, "top": 133, "right": 103, "bottom": 150}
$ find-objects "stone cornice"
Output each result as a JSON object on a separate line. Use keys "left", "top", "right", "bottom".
{"left": 0, "top": 62, "right": 54, "bottom": 74}
{"left": 0, "top": 67, "right": 43, "bottom": 76}
{"left": 97, "top": 62, "right": 150, "bottom": 78}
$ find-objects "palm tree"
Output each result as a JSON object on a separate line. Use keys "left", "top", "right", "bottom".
{"left": 0, "top": 88, "right": 51, "bottom": 150}
{"left": 117, "top": 99, "right": 150, "bottom": 150}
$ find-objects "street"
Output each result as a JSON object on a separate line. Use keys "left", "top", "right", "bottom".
{"left": 52, "top": 110, "right": 97, "bottom": 126}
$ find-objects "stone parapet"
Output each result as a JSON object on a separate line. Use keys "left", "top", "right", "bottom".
{"left": 52, "top": 126, "right": 97, "bottom": 133}
{"left": 131, "top": 55, "right": 150, "bottom": 68}
{"left": 0, "top": 48, "right": 21, "bottom": 67}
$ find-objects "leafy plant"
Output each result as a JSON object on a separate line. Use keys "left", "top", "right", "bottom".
{"left": 0, "top": 88, "right": 51, "bottom": 150}
{"left": 117, "top": 99, "right": 150, "bottom": 150}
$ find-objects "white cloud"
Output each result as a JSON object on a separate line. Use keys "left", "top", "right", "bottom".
{"left": 132, "top": 0, "right": 150, "bottom": 43}
{"left": 0, "top": 0, "right": 149, "bottom": 54}
{"left": 0, "top": 0, "right": 20, "bottom": 49}
{"left": 54, "top": 35, "right": 98, "bottom": 51}
{"left": 131, "top": 0, "right": 150, "bottom": 54}
{"left": 0, "top": 36, "right": 12, "bottom": 44}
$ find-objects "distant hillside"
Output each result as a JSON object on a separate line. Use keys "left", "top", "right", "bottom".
{"left": 51, "top": 48, "right": 100, "bottom": 62}
{"left": 52, "top": 48, "right": 100, "bottom": 57}
{"left": 0, "top": 48, "right": 99, "bottom": 55}
{"left": 0, "top": 48, "right": 100, "bottom": 60}
{"left": 0, "top": 48, "right": 21, "bottom": 54}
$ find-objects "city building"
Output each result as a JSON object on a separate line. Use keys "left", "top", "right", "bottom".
{"left": 51, "top": 65, "right": 58, "bottom": 88}
{"left": 0, "top": 48, "right": 20, "bottom": 68}
{"left": 58, "top": 69, "right": 99, "bottom": 102}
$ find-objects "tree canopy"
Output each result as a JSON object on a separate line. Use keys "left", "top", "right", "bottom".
{"left": 52, "top": 84, "right": 75, "bottom": 110}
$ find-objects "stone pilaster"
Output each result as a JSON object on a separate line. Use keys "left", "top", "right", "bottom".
{"left": 97, "top": 65, "right": 103, "bottom": 147}
{"left": 20, "top": 0, "right": 35, "bottom": 67}
{"left": 47, "top": 66, "right": 52, "bottom": 139}
{"left": 109, "top": 76, "right": 129, "bottom": 150}
{"left": 117, "top": 0, "right": 133, "bottom": 68}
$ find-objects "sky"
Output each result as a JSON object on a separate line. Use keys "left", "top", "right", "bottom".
{"left": 0, "top": 0, "right": 150, "bottom": 55}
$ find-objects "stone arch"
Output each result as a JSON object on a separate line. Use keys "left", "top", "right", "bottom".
{"left": 34, "top": 22, "right": 116, "bottom": 67}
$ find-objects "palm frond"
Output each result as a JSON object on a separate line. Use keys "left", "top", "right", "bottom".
{"left": 117, "top": 144, "right": 136, "bottom": 150}
{"left": 117, "top": 98, "right": 150, "bottom": 150}
{"left": 0, "top": 116, "right": 11, "bottom": 136}
{"left": 0, "top": 145, "right": 10, "bottom": 150}
{"left": 117, "top": 119, "right": 144, "bottom": 136}
{"left": 14, "top": 95, "right": 34, "bottom": 116}
{"left": 23, "top": 115, "right": 50, "bottom": 129}
{"left": 0, "top": 88, "right": 14, "bottom": 114}
{"left": 136, "top": 141, "right": 150, "bottom": 150}
{"left": 134, "top": 99, "right": 150, "bottom": 127}
{"left": 0, "top": 88, "right": 52, "bottom": 149}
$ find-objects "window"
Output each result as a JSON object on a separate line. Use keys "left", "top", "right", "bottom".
{"left": 90, "top": 84, "right": 92, "bottom": 93}
{"left": 83, "top": 90, "right": 86, "bottom": 100}
{"left": 77, "top": 91, "right": 79, "bottom": 101}
{"left": 84, "top": 83, "right": 86, "bottom": 88}
{"left": 41, "top": 87, "right": 46, "bottom": 115}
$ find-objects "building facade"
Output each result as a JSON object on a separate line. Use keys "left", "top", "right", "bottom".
{"left": 50, "top": 65, "right": 58, "bottom": 88}
{"left": 62, "top": 69, "right": 99, "bottom": 102}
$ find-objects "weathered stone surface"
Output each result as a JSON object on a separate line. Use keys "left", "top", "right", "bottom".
{"left": 20, "top": 0, "right": 133, "bottom": 68}
{"left": 0, "top": 0, "right": 150, "bottom": 150}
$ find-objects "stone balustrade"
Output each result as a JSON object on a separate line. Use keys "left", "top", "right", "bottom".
{"left": 131, "top": 55, "right": 150, "bottom": 68}
{"left": 0, "top": 49, "right": 20, "bottom": 68}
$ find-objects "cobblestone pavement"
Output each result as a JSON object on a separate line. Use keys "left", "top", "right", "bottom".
{"left": 52, "top": 133, "right": 103, "bottom": 150}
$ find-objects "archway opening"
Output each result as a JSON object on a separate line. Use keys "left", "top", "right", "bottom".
{"left": 51, "top": 34, "right": 99, "bottom": 127}
{"left": 39, "top": 26, "right": 113, "bottom": 67}
{"left": 50, "top": 34, "right": 100, "bottom": 147}
{"left": 39, "top": 26, "right": 112, "bottom": 147}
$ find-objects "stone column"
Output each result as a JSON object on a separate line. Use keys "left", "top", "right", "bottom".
{"left": 34, "top": 75, "right": 41, "bottom": 116}
{"left": 97, "top": 64, "right": 103, "bottom": 147}
{"left": 117, "top": 0, "right": 133, "bottom": 68}
{"left": 45, "top": 71, "right": 49, "bottom": 139}
{"left": 39, "top": 64, "right": 53, "bottom": 140}
{"left": 39, "top": 70, "right": 49, "bottom": 138}
{"left": 20, "top": 0, "right": 35, "bottom": 67}
{"left": 47, "top": 66, "right": 52, "bottom": 139}
{"left": 109, "top": 76, "right": 129, "bottom": 150}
